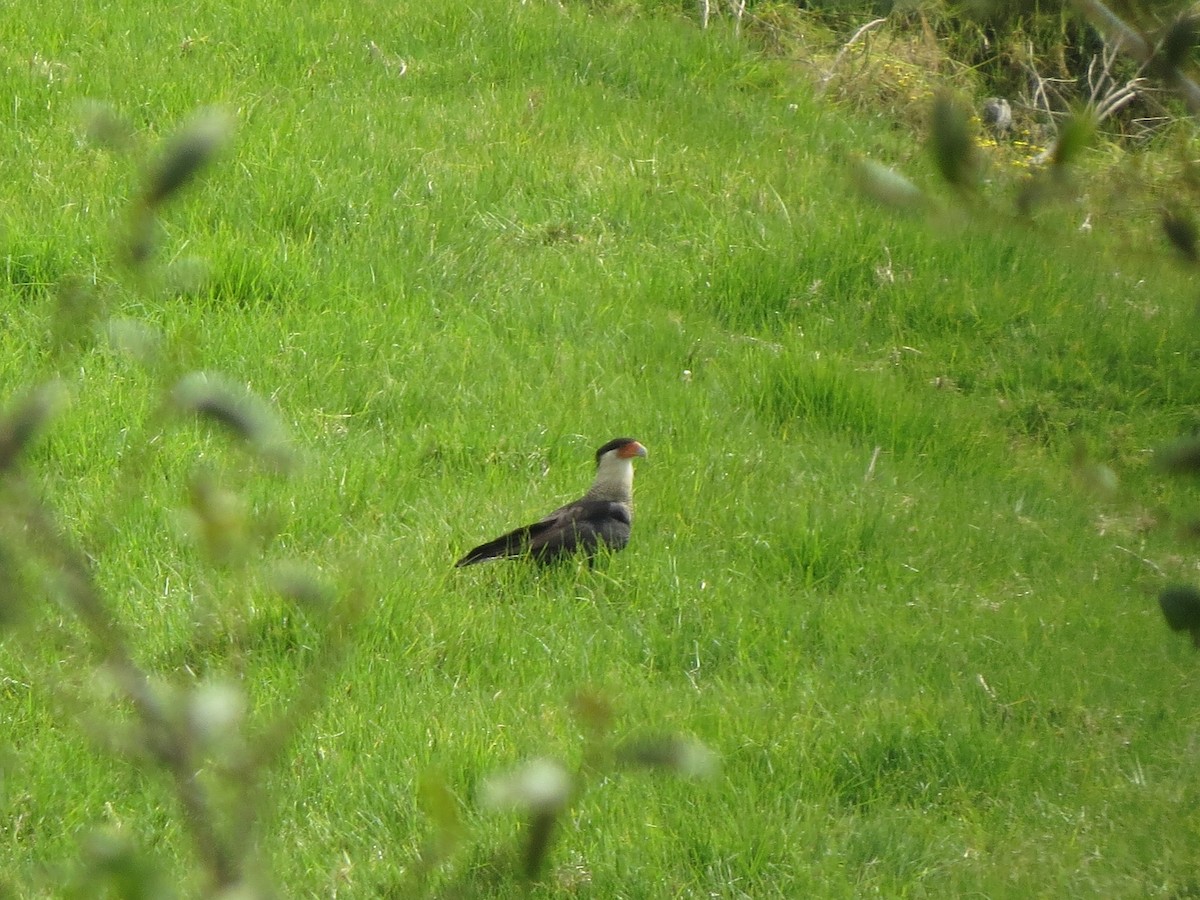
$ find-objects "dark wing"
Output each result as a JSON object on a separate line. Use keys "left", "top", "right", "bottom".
{"left": 526, "top": 499, "right": 632, "bottom": 564}
{"left": 455, "top": 500, "right": 631, "bottom": 567}
{"left": 454, "top": 517, "right": 560, "bottom": 567}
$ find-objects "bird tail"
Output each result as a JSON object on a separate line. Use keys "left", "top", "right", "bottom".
{"left": 454, "top": 527, "right": 535, "bottom": 566}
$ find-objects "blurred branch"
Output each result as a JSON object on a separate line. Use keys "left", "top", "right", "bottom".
{"left": 1074, "top": 0, "right": 1200, "bottom": 115}
{"left": 0, "top": 107, "right": 354, "bottom": 898}
{"left": 4, "top": 473, "right": 246, "bottom": 891}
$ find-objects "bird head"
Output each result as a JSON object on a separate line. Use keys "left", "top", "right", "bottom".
{"left": 594, "top": 437, "right": 647, "bottom": 466}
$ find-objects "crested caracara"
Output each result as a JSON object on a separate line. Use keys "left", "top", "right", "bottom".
{"left": 455, "top": 437, "right": 647, "bottom": 566}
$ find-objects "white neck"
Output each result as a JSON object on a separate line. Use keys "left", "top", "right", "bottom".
{"left": 585, "top": 453, "right": 635, "bottom": 503}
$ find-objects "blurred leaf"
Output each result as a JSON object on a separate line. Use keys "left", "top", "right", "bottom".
{"left": 72, "top": 828, "right": 174, "bottom": 900}
{"left": 268, "top": 561, "right": 335, "bottom": 611}
{"left": 1015, "top": 174, "right": 1050, "bottom": 216}
{"left": 0, "top": 382, "right": 66, "bottom": 474}
{"left": 959, "top": 0, "right": 1004, "bottom": 20}
{"left": 78, "top": 100, "right": 136, "bottom": 152}
{"left": 418, "top": 772, "right": 466, "bottom": 863}
{"left": 1153, "top": 434, "right": 1200, "bottom": 475}
{"left": 1159, "top": 585, "right": 1200, "bottom": 648}
{"left": 1157, "top": 14, "right": 1200, "bottom": 76}
{"left": 481, "top": 758, "right": 572, "bottom": 814}
{"left": 124, "top": 109, "right": 232, "bottom": 265}
{"left": 481, "top": 758, "right": 571, "bottom": 882}
{"left": 102, "top": 318, "right": 164, "bottom": 364}
{"left": 0, "top": 541, "right": 36, "bottom": 630}
{"left": 928, "top": 92, "right": 978, "bottom": 191}
{"left": 1076, "top": 461, "right": 1118, "bottom": 497}
{"left": 50, "top": 276, "right": 104, "bottom": 356}
{"left": 570, "top": 689, "right": 615, "bottom": 737}
{"left": 125, "top": 205, "right": 159, "bottom": 267}
{"left": 1051, "top": 112, "right": 1096, "bottom": 169}
{"left": 850, "top": 157, "right": 927, "bottom": 213}
{"left": 187, "top": 471, "right": 249, "bottom": 564}
{"left": 207, "top": 886, "right": 262, "bottom": 900}
{"left": 615, "top": 735, "right": 718, "bottom": 778}
{"left": 163, "top": 255, "right": 212, "bottom": 296}
{"left": 1071, "top": 441, "right": 1119, "bottom": 497}
{"left": 1161, "top": 208, "right": 1199, "bottom": 263}
{"left": 171, "top": 372, "right": 293, "bottom": 469}
{"left": 187, "top": 680, "right": 247, "bottom": 750}
{"left": 143, "top": 108, "right": 233, "bottom": 208}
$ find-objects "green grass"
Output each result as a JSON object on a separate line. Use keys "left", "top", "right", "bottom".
{"left": 4, "top": 0, "right": 1200, "bottom": 896}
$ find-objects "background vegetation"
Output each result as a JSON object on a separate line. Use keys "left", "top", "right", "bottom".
{"left": 2, "top": 0, "right": 1200, "bottom": 895}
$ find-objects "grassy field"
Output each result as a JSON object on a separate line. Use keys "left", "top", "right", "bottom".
{"left": 3, "top": 0, "right": 1200, "bottom": 896}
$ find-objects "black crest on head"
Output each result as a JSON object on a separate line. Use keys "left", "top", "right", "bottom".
{"left": 594, "top": 437, "right": 638, "bottom": 465}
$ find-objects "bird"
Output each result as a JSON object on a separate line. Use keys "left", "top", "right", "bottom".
{"left": 455, "top": 437, "right": 648, "bottom": 567}
{"left": 981, "top": 97, "right": 1013, "bottom": 137}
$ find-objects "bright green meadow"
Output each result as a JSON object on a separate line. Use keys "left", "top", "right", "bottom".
{"left": 3, "top": 1, "right": 1200, "bottom": 896}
